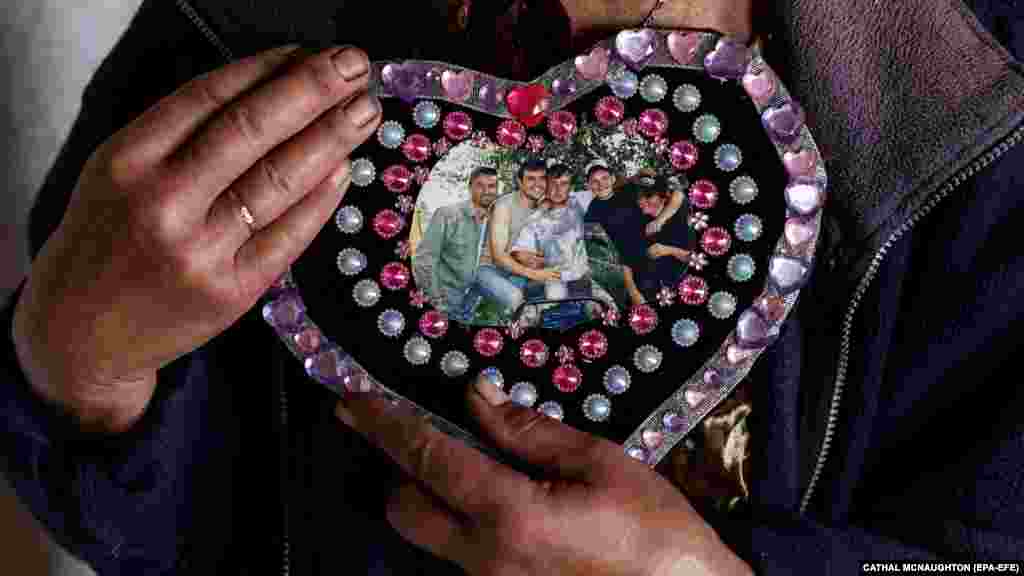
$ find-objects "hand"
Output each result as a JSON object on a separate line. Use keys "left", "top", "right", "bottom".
{"left": 334, "top": 381, "right": 753, "bottom": 576}
{"left": 12, "top": 46, "right": 380, "bottom": 432}
{"left": 529, "top": 268, "right": 562, "bottom": 283}
{"left": 511, "top": 250, "right": 545, "bottom": 270}
{"left": 645, "top": 219, "right": 664, "bottom": 237}
{"left": 648, "top": 243, "right": 672, "bottom": 259}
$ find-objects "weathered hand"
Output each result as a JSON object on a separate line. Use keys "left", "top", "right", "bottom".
{"left": 13, "top": 46, "right": 380, "bottom": 432}
{"left": 335, "top": 380, "right": 753, "bottom": 576}
{"left": 530, "top": 268, "right": 562, "bottom": 283}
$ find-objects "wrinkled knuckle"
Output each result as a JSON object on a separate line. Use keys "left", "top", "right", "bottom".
{"left": 303, "top": 57, "right": 343, "bottom": 101}
{"left": 224, "top": 102, "right": 263, "bottom": 146}
{"left": 501, "top": 406, "right": 548, "bottom": 444}
{"left": 192, "top": 74, "right": 233, "bottom": 111}
{"left": 259, "top": 156, "right": 299, "bottom": 200}
{"left": 103, "top": 144, "right": 145, "bottom": 186}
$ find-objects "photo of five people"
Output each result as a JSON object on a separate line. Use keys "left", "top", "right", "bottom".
{"left": 411, "top": 156, "right": 694, "bottom": 330}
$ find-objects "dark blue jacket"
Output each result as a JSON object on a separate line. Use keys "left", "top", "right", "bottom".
{"left": 3, "top": 0, "right": 1023, "bottom": 573}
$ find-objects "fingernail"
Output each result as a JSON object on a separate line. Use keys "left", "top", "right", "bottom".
{"left": 331, "top": 159, "right": 352, "bottom": 193}
{"left": 345, "top": 92, "right": 380, "bottom": 128}
{"left": 332, "top": 47, "right": 368, "bottom": 81}
{"left": 474, "top": 374, "right": 509, "bottom": 406}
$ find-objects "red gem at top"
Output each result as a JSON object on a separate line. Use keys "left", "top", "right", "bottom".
{"left": 506, "top": 84, "right": 550, "bottom": 128}
{"left": 669, "top": 140, "right": 699, "bottom": 171}
{"left": 629, "top": 304, "right": 658, "bottom": 335}
{"left": 401, "top": 134, "right": 431, "bottom": 163}
{"left": 474, "top": 328, "right": 504, "bottom": 357}
{"left": 547, "top": 110, "right": 577, "bottom": 141}
{"left": 382, "top": 165, "right": 413, "bottom": 193}
{"left": 678, "top": 276, "right": 709, "bottom": 306}
{"left": 520, "top": 339, "right": 549, "bottom": 368}
{"left": 552, "top": 364, "right": 583, "bottom": 393}
{"left": 701, "top": 226, "right": 732, "bottom": 257}
{"left": 496, "top": 120, "right": 526, "bottom": 149}
{"left": 372, "top": 209, "right": 404, "bottom": 239}
{"left": 578, "top": 329, "right": 609, "bottom": 360}
{"left": 418, "top": 310, "right": 449, "bottom": 339}
{"left": 638, "top": 109, "right": 669, "bottom": 138}
{"left": 689, "top": 179, "right": 718, "bottom": 209}
{"left": 443, "top": 111, "right": 473, "bottom": 141}
{"left": 594, "top": 96, "right": 625, "bottom": 127}
{"left": 380, "top": 263, "right": 410, "bottom": 291}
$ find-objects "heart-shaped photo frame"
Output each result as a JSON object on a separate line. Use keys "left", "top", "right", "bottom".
{"left": 260, "top": 29, "right": 826, "bottom": 466}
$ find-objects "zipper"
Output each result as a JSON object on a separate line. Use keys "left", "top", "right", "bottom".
{"left": 175, "top": 3, "right": 295, "bottom": 573}
{"left": 799, "top": 122, "right": 1024, "bottom": 515}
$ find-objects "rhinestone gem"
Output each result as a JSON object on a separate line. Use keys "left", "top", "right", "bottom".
{"left": 578, "top": 330, "right": 609, "bottom": 360}
{"left": 519, "top": 339, "right": 549, "bottom": 368}
{"left": 626, "top": 445, "right": 649, "bottom": 461}
{"left": 728, "top": 254, "right": 756, "bottom": 283}
{"left": 735, "top": 214, "right": 763, "bottom": 242}
{"left": 337, "top": 248, "right": 367, "bottom": 276}
{"left": 756, "top": 294, "right": 787, "bottom": 323}
{"left": 413, "top": 101, "right": 441, "bottom": 129}
{"left": 685, "top": 388, "right": 708, "bottom": 408}
{"left": 474, "top": 328, "right": 504, "bottom": 357}
{"left": 582, "top": 394, "right": 612, "bottom": 423}
{"left": 701, "top": 227, "right": 732, "bottom": 256}
{"left": 693, "top": 114, "right": 721, "bottom": 144}
{"left": 479, "top": 367, "right": 504, "bottom": 390}
{"left": 378, "top": 309, "right": 406, "bottom": 337}
{"left": 769, "top": 256, "right": 809, "bottom": 294}
{"left": 418, "top": 310, "right": 449, "bottom": 339}
{"left": 551, "top": 77, "right": 577, "bottom": 98}
{"left": 704, "top": 38, "right": 750, "bottom": 80}
{"left": 509, "top": 382, "right": 538, "bottom": 407}
{"left": 673, "top": 84, "right": 701, "bottom": 113}
{"left": 608, "top": 69, "right": 638, "bottom": 99}
{"left": 642, "top": 428, "right": 664, "bottom": 449}
{"left": 292, "top": 327, "right": 322, "bottom": 355}
{"left": 714, "top": 144, "right": 743, "bottom": 172}
{"left": 547, "top": 110, "right": 576, "bottom": 141}
{"left": 380, "top": 262, "right": 410, "bottom": 290}
{"left": 496, "top": 120, "right": 526, "bottom": 148}
{"left": 678, "top": 276, "right": 709, "bottom": 306}
{"left": 737, "top": 308, "right": 780, "bottom": 349}
{"left": 603, "top": 365, "right": 631, "bottom": 395}
{"left": 441, "top": 351, "right": 470, "bottom": 377}
{"left": 351, "top": 158, "right": 375, "bottom": 187}
{"left": 262, "top": 293, "right": 305, "bottom": 332}
{"left": 377, "top": 121, "right": 405, "bottom": 149}
{"left": 615, "top": 29, "right": 657, "bottom": 71}
{"left": 594, "top": 96, "right": 625, "bottom": 126}
{"left": 639, "top": 74, "right": 668, "bottom": 102}
{"left": 443, "top": 111, "right": 473, "bottom": 141}
{"left": 372, "top": 209, "right": 405, "bottom": 239}
{"left": 305, "top": 347, "right": 368, "bottom": 391}
{"left": 538, "top": 401, "right": 565, "bottom": 421}
{"left": 662, "top": 411, "right": 686, "bottom": 433}
{"left": 335, "top": 206, "right": 364, "bottom": 234}
{"left": 726, "top": 341, "right": 758, "bottom": 365}
{"left": 638, "top": 108, "right": 668, "bottom": 138}
{"left": 382, "top": 165, "right": 413, "bottom": 193}
{"left": 404, "top": 337, "right": 432, "bottom": 365}
{"left": 629, "top": 304, "right": 658, "bottom": 335}
{"left": 553, "top": 365, "right": 583, "bottom": 393}
{"left": 477, "top": 78, "right": 505, "bottom": 112}
{"left": 352, "top": 279, "right": 381, "bottom": 307}
{"left": 634, "top": 345, "right": 663, "bottom": 373}
{"left": 786, "top": 216, "right": 817, "bottom": 249}
{"left": 762, "top": 101, "right": 806, "bottom": 146}
{"left": 708, "top": 292, "right": 738, "bottom": 319}
{"left": 730, "top": 176, "right": 759, "bottom": 205}
{"left": 401, "top": 134, "right": 432, "bottom": 163}
{"left": 671, "top": 319, "right": 700, "bottom": 347}
{"left": 669, "top": 140, "right": 699, "bottom": 171}
{"left": 689, "top": 179, "right": 718, "bottom": 210}
{"left": 785, "top": 178, "right": 825, "bottom": 216}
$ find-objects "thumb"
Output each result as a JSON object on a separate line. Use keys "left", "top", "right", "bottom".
{"left": 467, "top": 376, "right": 622, "bottom": 484}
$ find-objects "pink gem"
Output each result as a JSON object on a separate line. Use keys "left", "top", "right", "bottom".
{"left": 784, "top": 149, "right": 817, "bottom": 178}
{"left": 414, "top": 166, "right": 430, "bottom": 185}
{"left": 594, "top": 96, "right": 625, "bottom": 126}
{"left": 418, "top": 310, "right": 449, "bottom": 339}
{"left": 552, "top": 365, "right": 583, "bottom": 393}
{"left": 756, "top": 294, "right": 787, "bottom": 323}
{"left": 742, "top": 68, "right": 776, "bottom": 106}
{"left": 578, "top": 330, "right": 609, "bottom": 360}
{"left": 443, "top": 111, "right": 473, "bottom": 141}
{"left": 622, "top": 118, "right": 639, "bottom": 137}
{"left": 292, "top": 328, "right": 322, "bottom": 355}
{"left": 725, "top": 342, "right": 758, "bottom": 365}
{"left": 785, "top": 216, "right": 816, "bottom": 249}
{"left": 689, "top": 179, "right": 718, "bottom": 209}
{"left": 602, "top": 307, "right": 620, "bottom": 327}
{"left": 380, "top": 262, "right": 410, "bottom": 291}
{"left": 684, "top": 389, "right": 708, "bottom": 408}
{"left": 667, "top": 32, "right": 701, "bottom": 64}
{"left": 629, "top": 304, "right": 658, "bottom": 335}
{"left": 678, "top": 276, "right": 709, "bottom": 306}
{"left": 642, "top": 429, "right": 664, "bottom": 449}
{"left": 701, "top": 226, "right": 732, "bottom": 257}
{"left": 669, "top": 140, "right": 699, "bottom": 170}
{"left": 440, "top": 69, "right": 474, "bottom": 101}
{"left": 526, "top": 135, "right": 546, "bottom": 153}
{"left": 473, "top": 328, "right": 504, "bottom": 357}
{"left": 547, "top": 110, "right": 577, "bottom": 141}
{"left": 520, "top": 339, "right": 549, "bottom": 368}
{"left": 409, "top": 290, "right": 428, "bottom": 308}
{"left": 575, "top": 46, "right": 610, "bottom": 81}
{"left": 433, "top": 137, "right": 451, "bottom": 157}
{"left": 497, "top": 120, "right": 526, "bottom": 148}
{"left": 401, "top": 134, "right": 431, "bottom": 163}
{"left": 372, "top": 209, "right": 404, "bottom": 239}
{"left": 382, "top": 165, "right": 413, "bottom": 193}
{"left": 556, "top": 344, "right": 575, "bottom": 365}
{"left": 638, "top": 109, "right": 669, "bottom": 138}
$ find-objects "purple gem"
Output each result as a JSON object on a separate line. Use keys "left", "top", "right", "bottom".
{"left": 551, "top": 77, "right": 577, "bottom": 98}
{"left": 769, "top": 256, "right": 810, "bottom": 295}
{"left": 478, "top": 78, "right": 504, "bottom": 112}
{"left": 261, "top": 292, "right": 305, "bottom": 332}
{"left": 662, "top": 412, "right": 686, "bottom": 434}
{"left": 736, "top": 308, "right": 781, "bottom": 349}
{"left": 762, "top": 101, "right": 806, "bottom": 146}
{"left": 703, "top": 38, "right": 750, "bottom": 80}
{"left": 785, "top": 177, "right": 825, "bottom": 216}
{"left": 615, "top": 29, "right": 658, "bottom": 71}
{"left": 703, "top": 369, "right": 723, "bottom": 388}
{"left": 383, "top": 62, "right": 429, "bottom": 105}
